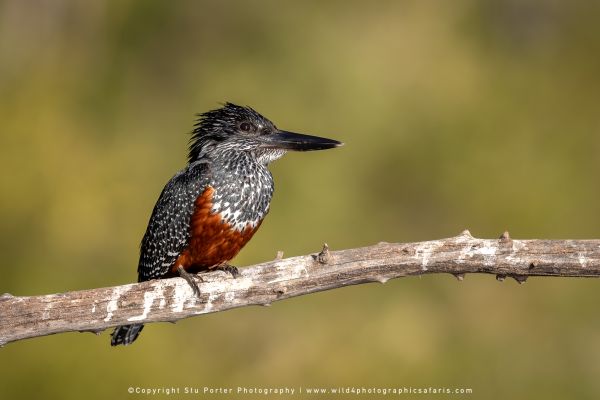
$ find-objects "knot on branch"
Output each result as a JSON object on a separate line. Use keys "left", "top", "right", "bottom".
{"left": 315, "top": 243, "right": 332, "bottom": 264}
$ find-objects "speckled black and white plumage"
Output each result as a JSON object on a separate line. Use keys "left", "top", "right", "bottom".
{"left": 111, "top": 103, "right": 341, "bottom": 346}
{"left": 136, "top": 161, "right": 211, "bottom": 281}
{"left": 112, "top": 104, "right": 283, "bottom": 346}
{"left": 137, "top": 103, "right": 281, "bottom": 281}
{"left": 136, "top": 153, "right": 275, "bottom": 282}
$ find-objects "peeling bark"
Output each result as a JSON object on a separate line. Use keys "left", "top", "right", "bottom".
{"left": 1, "top": 231, "right": 599, "bottom": 346}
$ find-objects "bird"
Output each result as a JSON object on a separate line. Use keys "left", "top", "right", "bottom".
{"left": 111, "top": 102, "right": 342, "bottom": 346}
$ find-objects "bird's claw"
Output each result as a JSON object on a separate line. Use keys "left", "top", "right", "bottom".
{"left": 217, "top": 264, "right": 240, "bottom": 278}
{"left": 177, "top": 265, "right": 203, "bottom": 298}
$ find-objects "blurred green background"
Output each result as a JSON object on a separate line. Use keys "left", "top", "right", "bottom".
{"left": 1, "top": 0, "right": 600, "bottom": 399}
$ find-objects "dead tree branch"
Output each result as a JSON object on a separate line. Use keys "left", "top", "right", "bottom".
{"left": 2, "top": 230, "right": 600, "bottom": 346}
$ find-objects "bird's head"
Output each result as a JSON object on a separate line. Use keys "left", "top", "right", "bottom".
{"left": 188, "top": 103, "right": 342, "bottom": 164}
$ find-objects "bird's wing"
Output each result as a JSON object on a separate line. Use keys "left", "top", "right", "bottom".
{"left": 137, "top": 161, "right": 211, "bottom": 282}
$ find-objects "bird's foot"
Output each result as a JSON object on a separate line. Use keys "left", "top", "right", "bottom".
{"left": 216, "top": 264, "right": 240, "bottom": 278}
{"left": 177, "top": 265, "right": 203, "bottom": 298}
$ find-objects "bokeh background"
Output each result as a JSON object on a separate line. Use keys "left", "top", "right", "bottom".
{"left": 1, "top": 1, "right": 600, "bottom": 399}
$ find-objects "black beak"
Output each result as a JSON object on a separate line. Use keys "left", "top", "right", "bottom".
{"left": 260, "top": 130, "right": 343, "bottom": 151}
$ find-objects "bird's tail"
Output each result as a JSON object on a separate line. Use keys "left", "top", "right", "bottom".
{"left": 111, "top": 324, "right": 144, "bottom": 346}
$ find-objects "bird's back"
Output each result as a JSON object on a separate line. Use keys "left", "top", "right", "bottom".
{"left": 137, "top": 161, "right": 211, "bottom": 282}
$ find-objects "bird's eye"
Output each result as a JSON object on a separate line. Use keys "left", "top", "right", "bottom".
{"left": 240, "top": 122, "right": 252, "bottom": 132}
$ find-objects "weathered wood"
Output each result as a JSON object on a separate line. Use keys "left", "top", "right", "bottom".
{"left": 1, "top": 230, "right": 600, "bottom": 346}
